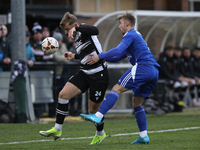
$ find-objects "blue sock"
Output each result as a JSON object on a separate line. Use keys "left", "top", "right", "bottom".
{"left": 134, "top": 105, "right": 147, "bottom": 132}
{"left": 99, "top": 90, "right": 119, "bottom": 115}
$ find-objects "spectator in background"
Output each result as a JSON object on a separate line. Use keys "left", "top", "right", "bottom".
{"left": 51, "top": 27, "right": 60, "bottom": 37}
{"left": 26, "top": 30, "right": 35, "bottom": 68}
{"left": 52, "top": 32, "right": 68, "bottom": 77}
{"left": 30, "top": 22, "right": 53, "bottom": 61}
{"left": 48, "top": 32, "right": 69, "bottom": 117}
{"left": 29, "top": 22, "right": 51, "bottom": 118}
{"left": 158, "top": 46, "right": 184, "bottom": 109}
{"left": 0, "top": 25, "right": 11, "bottom": 71}
{"left": 179, "top": 47, "right": 198, "bottom": 106}
{"left": 158, "top": 46, "right": 195, "bottom": 111}
{"left": 42, "top": 27, "right": 50, "bottom": 40}
{"left": 173, "top": 46, "right": 182, "bottom": 71}
{"left": 1, "top": 25, "right": 11, "bottom": 57}
{"left": 191, "top": 47, "right": 200, "bottom": 83}
{"left": 25, "top": 25, "right": 29, "bottom": 31}
{"left": 158, "top": 46, "right": 175, "bottom": 79}
{"left": 173, "top": 46, "right": 195, "bottom": 89}
{"left": 191, "top": 47, "right": 200, "bottom": 106}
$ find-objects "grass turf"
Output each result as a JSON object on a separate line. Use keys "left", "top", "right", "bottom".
{"left": 0, "top": 108, "right": 200, "bottom": 150}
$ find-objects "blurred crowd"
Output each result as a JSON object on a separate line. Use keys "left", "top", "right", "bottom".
{"left": 0, "top": 22, "right": 76, "bottom": 71}
{"left": 0, "top": 22, "right": 81, "bottom": 119}
{"left": 158, "top": 45, "right": 200, "bottom": 108}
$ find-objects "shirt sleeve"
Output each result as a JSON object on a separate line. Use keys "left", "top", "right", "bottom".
{"left": 98, "top": 42, "right": 128, "bottom": 60}
{"left": 104, "top": 51, "right": 126, "bottom": 62}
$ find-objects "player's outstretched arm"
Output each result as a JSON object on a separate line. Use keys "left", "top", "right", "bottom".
{"left": 64, "top": 52, "right": 75, "bottom": 60}
{"left": 99, "top": 42, "right": 128, "bottom": 60}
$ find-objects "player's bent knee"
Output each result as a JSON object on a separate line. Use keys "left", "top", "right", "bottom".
{"left": 132, "top": 102, "right": 141, "bottom": 108}
{"left": 59, "top": 90, "right": 68, "bottom": 100}
{"left": 132, "top": 97, "right": 145, "bottom": 108}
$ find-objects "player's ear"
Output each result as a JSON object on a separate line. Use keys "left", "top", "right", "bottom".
{"left": 74, "top": 23, "right": 78, "bottom": 27}
{"left": 126, "top": 21, "right": 129, "bottom": 27}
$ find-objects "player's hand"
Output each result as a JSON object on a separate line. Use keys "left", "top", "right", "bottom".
{"left": 4, "top": 57, "right": 11, "bottom": 64}
{"left": 194, "top": 77, "right": 200, "bottom": 84}
{"left": 28, "top": 60, "right": 34, "bottom": 67}
{"left": 68, "top": 27, "right": 76, "bottom": 40}
{"left": 86, "top": 54, "right": 99, "bottom": 65}
{"left": 64, "top": 52, "right": 75, "bottom": 60}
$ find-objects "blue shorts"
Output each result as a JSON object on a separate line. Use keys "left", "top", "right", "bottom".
{"left": 118, "top": 64, "right": 159, "bottom": 98}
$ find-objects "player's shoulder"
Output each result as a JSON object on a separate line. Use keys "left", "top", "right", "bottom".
{"left": 124, "top": 29, "right": 141, "bottom": 38}
{"left": 80, "top": 23, "right": 94, "bottom": 28}
{"left": 80, "top": 23, "right": 87, "bottom": 26}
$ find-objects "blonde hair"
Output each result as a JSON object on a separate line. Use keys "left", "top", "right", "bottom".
{"left": 116, "top": 13, "right": 135, "bottom": 27}
{"left": 59, "top": 12, "right": 78, "bottom": 29}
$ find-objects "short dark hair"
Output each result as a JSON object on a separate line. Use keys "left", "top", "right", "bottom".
{"left": 193, "top": 47, "right": 200, "bottom": 51}
{"left": 182, "top": 47, "right": 190, "bottom": 52}
{"left": 164, "top": 46, "right": 174, "bottom": 52}
{"left": 116, "top": 13, "right": 135, "bottom": 27}
{"left": 174, "top": 46, "right": 182, "bottom": 51}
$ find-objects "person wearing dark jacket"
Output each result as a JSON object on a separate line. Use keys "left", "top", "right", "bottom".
{"left": 191, "top": 47, "right": 200, "bottom": 106}
{"left": 0, "top": 25, "right": 11, "bottom": 71}
{"left": 158, "top": 46, "right": 180, "bottom": 83}
{"left": 179, "top": 47, "right": 199, "bottom": 106}
{"left": 158, "top": 46, "right": 195, "bottom": 110}
{"left": 158, "top": 46, "right": 184, "bottom": 108}
{"left": 0, "top": 25, "right": 11, "bottom": 72}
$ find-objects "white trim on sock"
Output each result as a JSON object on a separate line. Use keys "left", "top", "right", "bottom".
{"left": 54, "top": 123, "right": 63, "bottom": 132}
{"left": 58, "top": 98, "right": 69, "bottom": 104}
{"left": 96, "top": 130, "right": 104, "bottom": 136}
{"left": 95, "top": 112, "right": 104, "bottom": 118}
{"left": 139, "top": 130, "right": 147, "bottom": 138}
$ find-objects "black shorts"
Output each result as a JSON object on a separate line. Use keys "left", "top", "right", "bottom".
{"left": 69, "top": 68, "right": 109, "bottom": 103}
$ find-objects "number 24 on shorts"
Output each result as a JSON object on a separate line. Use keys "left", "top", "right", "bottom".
{"left": 95, "top": 91, "right": 101, "bottom": 97}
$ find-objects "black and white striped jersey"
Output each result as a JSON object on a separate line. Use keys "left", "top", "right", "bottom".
{"left": 74, "top": 23, "right": 107, "bottom": 75}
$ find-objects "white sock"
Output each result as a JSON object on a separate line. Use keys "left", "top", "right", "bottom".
{"left": 96, "top": 130, "right": 104, "bottom": 136}
{"left": 139, "top": 130, "right": 147, "bottom": 138}
{"left": 95, "top": 111, "right": 104, "bottom": 118}
{"left": 54, "top": 123, "right": 63, "bottom": 132}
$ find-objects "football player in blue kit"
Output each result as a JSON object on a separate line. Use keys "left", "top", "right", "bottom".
{"left": 81, "top": 13, "right": 160, "bottom": 144}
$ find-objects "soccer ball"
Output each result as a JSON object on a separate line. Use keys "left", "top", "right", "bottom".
{"left": 42, "top": 37, "right": 59, "bottom": 54}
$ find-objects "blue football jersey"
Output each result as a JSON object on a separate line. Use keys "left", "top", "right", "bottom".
{"left": 121, "top": 29, "right": 160, "bottom": 67}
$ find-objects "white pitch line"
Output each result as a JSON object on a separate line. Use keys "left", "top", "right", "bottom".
{"left": 0, "top": 126, "right": 199, "bottom": 145}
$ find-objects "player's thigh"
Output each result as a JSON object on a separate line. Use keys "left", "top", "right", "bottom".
{"left": 133, "top": 65, "right": 159, "bottom": 97}
{"left": 69, "top": 70, "right": 90, "bottom": 93}
{"left": 59, "top": 82, "right": 82, "bottom": 100}
{"left": 88, "top": 82, "right": 108, "bottom": 113}
{"left": 117, "top": 68, "right": 135, "bottom": 91}
{"left": 89, "top": 69, "right": 109, "bottom": 103}
{"left": 89, "top": 83, "right": 107, "bottom": 113}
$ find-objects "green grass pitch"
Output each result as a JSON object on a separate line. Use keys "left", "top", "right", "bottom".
{"left": 0, "top": 108, "right": 200, "bottom": 150}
